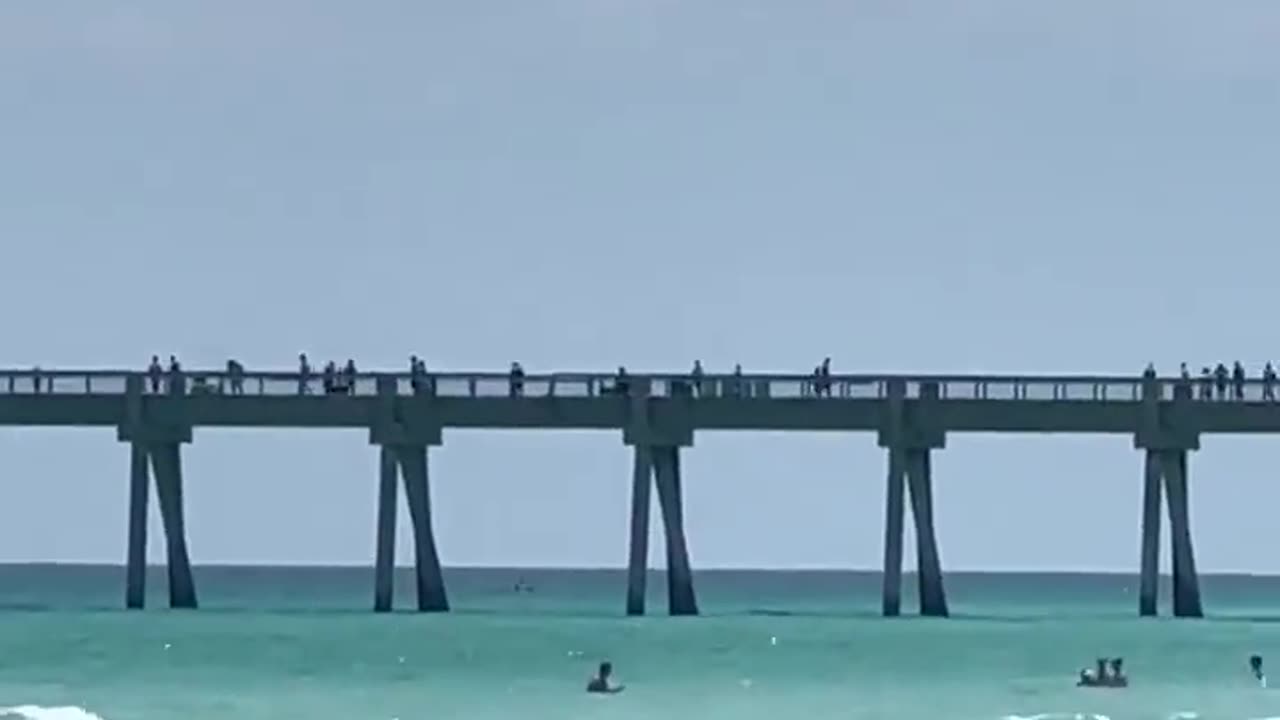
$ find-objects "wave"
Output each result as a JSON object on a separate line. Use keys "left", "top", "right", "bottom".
{"left": 1004, "top": 714, "right": 1111, "bottom": 720}
{"left": 0, "top": 707, "right": 106, "bottom": 720}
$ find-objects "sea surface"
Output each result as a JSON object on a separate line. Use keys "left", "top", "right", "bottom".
{"left": 3, "top": 566, "right": 1280, "bottom": 720}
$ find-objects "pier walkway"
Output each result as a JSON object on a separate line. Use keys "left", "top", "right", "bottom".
{"left": 0, "top": 366, "right": 1271, "bottom": 618}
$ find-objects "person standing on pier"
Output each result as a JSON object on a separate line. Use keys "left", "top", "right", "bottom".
{"left": 1264, "top": 363, "right": 1276, "bottom": 401}
{"left": 691, "top": 360, "right": 704, "bottom": 397}
{"left": 297, "top": 354, "right": 311, "bottom": 395}
{"left": 1214, "top": 363, "right": 1229, "bottom": 400}
{"left": 343, "top": 359, "right": 357, "bottom": 395}
{"left": 226, "top": 359, "right": 245, "bottom": 395}
{"left": 1233, "top": 361, "right": 1246, "bottom": 400}
{"left": 166, "top": 355, "right": 182, "bottom": 394}
{"left": 148, "top": 356, "right": 163, "bottom": 393}
{"left": 509, "top": 362, "right": 525, "bottom": 397}
{"left": 1200, "top": 367, "right": 1213, "bottom": 400}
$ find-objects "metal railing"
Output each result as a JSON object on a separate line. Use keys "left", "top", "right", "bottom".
{"left": 1, "top": 368, "right": 1275, "bottom": 403}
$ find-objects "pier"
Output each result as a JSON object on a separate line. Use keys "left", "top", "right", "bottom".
{"left": 0, "top": 366, "right": 1271, "bottom": 617}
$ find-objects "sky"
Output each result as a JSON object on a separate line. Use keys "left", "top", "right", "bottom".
{"left": 1, "top": 1, "right": 1279, "bottom": 573}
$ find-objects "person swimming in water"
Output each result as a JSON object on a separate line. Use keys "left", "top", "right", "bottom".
{"left": 1108, "top": 658, "right": 1128, "bottom": 687}
{"left": 1077, "top": 657, "right": 1126, "bottom": 688}
{"left": 587, "top": 661, "right": 625, "bottom": 694}
{"left": 1251, "top": 654, "right": 1267, "bottom": 688}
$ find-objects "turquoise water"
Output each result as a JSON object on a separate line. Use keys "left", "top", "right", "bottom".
{"left": 4, "top": 566, "right": 1280, "bottom": 720}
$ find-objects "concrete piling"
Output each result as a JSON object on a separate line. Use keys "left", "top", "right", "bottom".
{"left": 149, "top": 442, "right": 197, "bottom": 609}
{"left": 652, "top": 445, "right": 698, "bottom": 616}
{"left": 396, "top": 445, "right": 448, "bottom": 612}
{"left": 373, "top": 445, "right": 398, "bottom": 613}
{"left": 626, "top": 444, "right": 653, "bottom": 616}
{"left": 1138, "top": 450, "right": 1162, "bottom": 617}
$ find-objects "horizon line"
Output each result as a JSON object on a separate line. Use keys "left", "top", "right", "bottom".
{"left": 4, "top": 561, "right": 1280, "bottom": 578}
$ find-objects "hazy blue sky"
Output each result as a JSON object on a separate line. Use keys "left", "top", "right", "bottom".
{"left": 1, "top": 1, "right": 1279, "bottom": 573}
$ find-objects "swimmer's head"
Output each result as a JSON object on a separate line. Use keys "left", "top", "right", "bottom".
{"left": 598, "top": 661, "right": 612, "bottom": 679}
{"left": 1251, "top": 655, "right": 1263, "bottom": 672}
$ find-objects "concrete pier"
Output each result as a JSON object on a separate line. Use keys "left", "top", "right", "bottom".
{"left": 625, "top": 445, "right": 653, "bottom": 616}
{"left": 1134, "top": 378, "right": 1203, "bottom": 618}
{"left": 880, "top": 447, "right": 905, "bottom": 617}
{"left": 124, "top": 442, "right": 149, "bottom": 610}
{"left": 906, "top": 449, "right": 948, "bottom": 617}
{"left": 1163, "top": 449, "right": 1202, "bottom": 618}
{"left": 652, "top": 446, "right": 698, "bottom": 616}
{"left": 373, "top": 445, "right": 398, "bottom": 613}
{"left": 1, "top": 365, "right": 1269, "bottom": 615}
{"left": 371, "top": 446, "right": 449, "bottom": 613}
{"left": 1138, "top": 450, "right": 1162, "bottom": 617}
{"left": 395, "top": 445, "right": 448, "bottom": 612}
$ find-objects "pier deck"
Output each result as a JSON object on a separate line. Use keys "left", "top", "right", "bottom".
{"left": 0, "top": 367, "right": 1269, "bottom": 617}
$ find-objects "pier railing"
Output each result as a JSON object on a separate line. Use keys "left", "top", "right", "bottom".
{"left": 0, "top": 369, "right": 1273, "bottom": 403}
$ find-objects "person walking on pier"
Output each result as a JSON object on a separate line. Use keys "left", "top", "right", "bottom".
{"left": 297, "top": 354, "right": 312, "bottom": 395}
{"left": 343, "top": 359, "right": 357, "bottom": 395}
{"left": 226, "top": 359, "right": 245, "bottom": 395}
{"left": 1264, "top": 363, "right": 1276, "bottom": 401}
{"left": 1214, "top": 363, "right": 1229, "bottom": 400}
{"left": 1233, "top": 361, "right": 1246, "bottom": 400}
{"left": 691, "top": 360, "right": 704, "bottom": 397}
{"left": 509, "top": 362, "right": 525, "bottom": 397}
{"left": 166, "top": 355, "right": 182, "bottom": 394}
{"left": 148, "top": 356, "right": 163, "bottom": 394}
{"left": 322, "top": 361, "right": 337, "bottom": 394}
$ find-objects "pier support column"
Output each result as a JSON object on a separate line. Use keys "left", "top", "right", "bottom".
{"left": 1138, "top": 450, "right": 1162, "bottom": 617}
{"left": 125, "top": 441, "right": 149, "bottom": 610}
{"left": 373, "top": 445, "right": 398, "bottom": 613}
{"left": 905, "top": 449, "right": 948, "bottom": 617}
{"left": 652, "top": 445, "right": 698, "bottom": 616}
{"left": 1133, "top": 375, "right": 1202, "bottom": 619}
{"left": 395, "top": 445, "right": 449, "bottom": 612}
{"left": 878, "top": 378, "right": 947, "bottom": 617}
{"left": 881, "top": 447, "right": 906, "bottom": 617}
{"left": 149, "top": 442, "right": 197, "bottom": 609}
{"left": 626, "top": 445, "right": 653, "bottom": 616}
{"left": 1163, "top": 449, "right": 1202, "bottom": 618}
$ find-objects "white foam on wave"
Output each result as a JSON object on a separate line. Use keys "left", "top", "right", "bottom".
{"left": 0, "top": 706, "right": 107, "bottom": 720}
{"left": 1003, "top": 714, "right": 1111, "bottom": 720}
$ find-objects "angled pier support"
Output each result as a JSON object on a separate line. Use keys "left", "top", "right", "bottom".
{"left": 622, "top": 381, "right": 697, "bottom": 616}
{"left": 1163, "top": 449, "right": 1202, "bottom": 617}
{"left": 1134, "top": 378, "right": 1202, "bottom": 618}
{"left": 120, "top": 439, "right": 198, "bottom": 609}
{"left": 652, "top": 445, "right": 698, "bottom": 616}
{"left": 371, "top": 445, "right": 449, "bottom": 613}
{"left": 879, "top": 379, "right": 948, "bottom": 617}
{"left": 120, "top": 374, "right": 198, "bottom": 610}
{"left": 371, "top": 375, "right": 447, "bottom": 613}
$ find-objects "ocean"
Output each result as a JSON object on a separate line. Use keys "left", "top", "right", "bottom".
{"left": 2, "top": 566, "right": 1280, "bottom": 720}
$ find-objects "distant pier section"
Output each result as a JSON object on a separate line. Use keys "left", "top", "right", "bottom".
{"left": 1, "top": 365, "right": 1273, "bottom": 618}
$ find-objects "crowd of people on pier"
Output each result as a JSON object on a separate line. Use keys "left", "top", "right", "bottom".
{"left": 1145, "top": 361, "right": 1280, "bottom": 401}
{"left": 20, "top": 356, "right": 1280, "bottom": 401}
